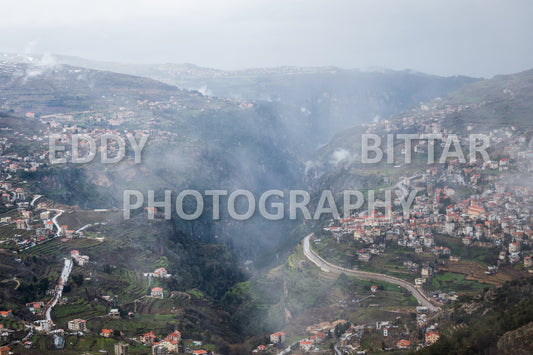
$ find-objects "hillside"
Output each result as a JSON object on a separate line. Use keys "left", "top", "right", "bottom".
{"left": 1, "top": 53, "right": 478, "bottom": 157}
{"left": 308, "top": 68, "right": 533, "bottom": 176}
{"left": 222, "top": 67, "right": 533, "bottom": 353}
{"left": 417, "top": 277, "right": 533, "bottom": 354}
{"left": 0, "top": 60, "right": 304, "bottom": 261}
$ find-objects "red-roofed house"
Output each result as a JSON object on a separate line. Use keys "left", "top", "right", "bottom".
{"left": 270, "top": 331, "right": 285, "bottom": 343}
{"left": 396, "top": 339, "right": 410, "bottom": 349}
{"left": 425, "top": 331, "right": 440, "bottom": 345}
{"left": 140, "top": 330, "right": 156, "bottom": 345}
{"left": 300, "top": 340, "right": 313, "bottom": 352}
{"left": 0, "top": 310, "right": 13, "bottom": 318}
{"left": 256, "top": 344, "right": 266, "bottom": 352}
{"left": 154, "top": 267, "right": 170, "bottom": 278}
{"left": 100, "top": 329, "right": 113, "bottom": 337}
{"left": 165, "top": 329, "right": 181, "bottom": 342}
{"left": 151, "top": 287, "right": 163, "bottom": 299}
{"left": 45, "top": 220, "right": 54, "bottom": 230}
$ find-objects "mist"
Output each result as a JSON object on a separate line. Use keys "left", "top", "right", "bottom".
{"left": 1, "top": 0, "right": 533, "bottom": 77}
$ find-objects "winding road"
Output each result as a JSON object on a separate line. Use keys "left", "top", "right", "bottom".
{"left": 47, "top": 208, "right": 65, "bottom": 237}
{"left": 302, "top": 234, "right": 440, "bottom": 312}
{"left": 30, "top": 194, "right": 42, "bottom": 207}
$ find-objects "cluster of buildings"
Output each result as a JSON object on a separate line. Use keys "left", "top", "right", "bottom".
{"left": 143, "top": 267, "right": 172, "bottom": 279}
{"left": 140, "top": 329, "right": 207, "bottom": 354}
{"left": 0, "top": 184, "right": 81, "bottom": 252}
{"left": 298, "top": 331, "right": 327, "bottom": 352}
{"left": 323, "top": 112, "right": 533, "bottom": 286}
{"left": 61, "top": 321, "right": 209, "bottom": 354}
{"left": 252, "top": 331, "right": 287, "bottom": 353}
{"left": 0, "top": 138, "right": 44, "bottom": 175}
{"left": 70, "top": 250, "right": 90, "bottom": 267}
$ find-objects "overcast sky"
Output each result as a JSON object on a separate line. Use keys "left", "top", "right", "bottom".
{"left": 0, "top": 0, "right": 532, "bottom": 78}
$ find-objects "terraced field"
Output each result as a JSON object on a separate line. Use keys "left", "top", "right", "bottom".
{"left": 121, "top": 269, "right": 150, "bottom": 299}
{"left": 21, "top": 239, "right": 63, "bottom": 257}
{"left": 53, "top": 297, "right": 107, "bottom": 326}
{"left": 0, "top": 224, "right": 35, "bottom": 249}
{"left": 57, "top": 210, "right": 122, "bottom": 231}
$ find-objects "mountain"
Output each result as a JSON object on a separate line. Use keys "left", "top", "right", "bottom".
{"left": 0, "top": 53, "right": 479, "bottom": 158}
{"left": 307, "top": 68, "right": 533, "bottom": 178}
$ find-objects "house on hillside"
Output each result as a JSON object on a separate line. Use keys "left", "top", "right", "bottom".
{"left": 67, "top": 319, "right": 87, "bottom": 331}
{"left": 140, "top": 330, "right": 156, "bottom": 346}
{"left": 71, "top": 250, "right": 89, "bottom": 266}
{"left": 165, "top": 330, "right": 181, "bottom": 342}
{"left": 300, "top": 340, "right": 313, "bottom": 352}
{"left": 396, "top": 339, "right": 410, "bottom": 349}
{"left": 270, "top": 331, "right": 285, "bottom": 343}
{"left": 26, "top": 302, "right": 44, "bottom": 314}
{"left": 0, "top": 310, "right": 13, "bottom": 318}
{"left": 159, "top": 339, "right": 179, "bottom": 353}
{"left": 114, "top": 343, "right": 129, "bottom": 355}
{"left": 16, "top": 219, "right": 26, "bottom": 229}
{"left": 45, "top": 220, "right": 54, "bottom": 230}
{"left": 151, "top": 287, "right": 164, "bottom": 299}
{"left": 100, "top": 329, "right": 113, "bottom": 338}
{"left": 154, "top": 267, "right": 171, "bottom": 278}
{"left": 425, "top": 331, "right": 440, "bottom": 345}
{"left": 108, "top": 308, "right": 120, "bottom": 318}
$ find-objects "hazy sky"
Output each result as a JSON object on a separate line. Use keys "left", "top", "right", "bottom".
{"left": 1, "top": 0, "right": 532, "bottom": 78}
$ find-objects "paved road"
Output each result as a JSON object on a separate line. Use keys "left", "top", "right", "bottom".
{"left": 47, "top": 208, "right": 65, "bottom": 237}
{"left": 75, "top": 223, "right": 93, "bottom": 234}
{"left": 30, "top": 194, "right": 42, "bottom": 207}
{"left": 302, "top": 234, "right": 440, "bottom": 312}
{"left": 45, "top": 258, "right": 73, "bottom": 323}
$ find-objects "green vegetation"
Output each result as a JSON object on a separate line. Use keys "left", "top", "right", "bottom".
{"left": 418, "top": 277, "right": 533, "bottom": 354}
{"left": 434, "top": 234, "right": 498, "bottom": 266}
{"left": 222, "top": 244, "right": 418, "bottom": 341}
{"left": 428, "top": 272, "right": 485, "bottom": 294}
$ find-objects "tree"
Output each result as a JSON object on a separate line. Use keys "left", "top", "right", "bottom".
{"left": 38, "top": 277, "right": 49, "bottom": 293}
{"left": 72, "top": 274, "right": 84, "bottom": 287}
{"left": 103, "top": 264, "right": 112, "bottom": 274}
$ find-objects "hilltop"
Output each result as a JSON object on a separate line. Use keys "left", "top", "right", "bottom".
{"left": 1, "top": 53, "right": 479, "bottom": 157}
